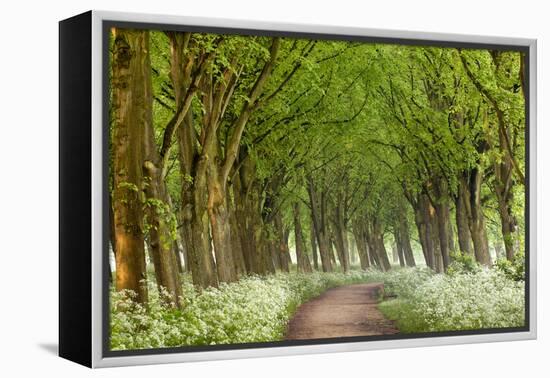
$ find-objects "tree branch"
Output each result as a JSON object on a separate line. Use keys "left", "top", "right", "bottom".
{"left": 459, "top": 51, "right": 525, "bottom": 184}
{"left": 221, "top": 37, "right": 281, "bottom": 186}
{"left": 158, "top": 38, "right": 221, "bottom": 173}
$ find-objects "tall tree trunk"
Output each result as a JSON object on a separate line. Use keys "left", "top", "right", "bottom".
{"left": 165, "top": 192, "right": 184, "bottom": 275}
{"left": 352, "top": 221, "right": 370, "bottom": 270}
{"left": 353, "top": 232, "right": 370, "bottom": 270}
{"left": 433, "top": 202, "right": 451, "bottom": 271}
{"left": 198, "top": 113, "right": 237, "bottom": 284}
{"left": 271, "top": 240, "right": 282, "bottom": 271}
{"left": 415, "top": 194, "right": 435, "bottom": 269}
{"left": 393, "top": 228, "right": 405, "bottom": 267}
{"left": 188, "top": 164, "right": 219, "bottom": 288}
{"left": 374, "top": 222, "right": 391, "bottom": 271}
{"left": 448, "top": 217, "right": 456, "bottom": 254}
{"left": 293, "top": 202, "right": 313, "bottom": 273}
{"left": 274, "top": 212, "right": 290, "bottom": 272}
{"left": 206, "top": 160, "right": 237, "bottom": 283}
{"left": 258, "top": 228, "right": 276, "bottom": 274}
{"left": 142, "top": 65, "right": 182, "bottom": 309}
{"left": 497, "top": 200, "right": 517, "bottom": 261}
{"left": 332, "top": 202, "right": 350, "bottom": 272}
{"left": 171, "top": 38, "right": 217, "bottom": 288}
{"left": 432, "top": 179, "right": 451, "bottom": 271}
{"left": 413, "top": 206, "right": 429, "bottom": 268}
{"left": 461, "top": 171, "right": 492, "bottom": 266}
{"left": 368, "top": 243, "right": 380, "bottom": 268}
{"left": 366, "top": 230, "right": 379, "bottom": 268}
{"left": 235, "top": 156, "right": 275, "bottom": 275}
{"left": 398, "top": 215, "right": 416, "bottom": 267}
{"left": 332, "top": 224, "right": 350, "bottom": 272}
{"left": 455, "top": 181, "right": 473, "bottom": 255}
{"left": 366, "top": 219, "right": 390, "bottom": 271}
{"left": 261, "top": 175, "right": 288, "bottom": 274}
{"left": 493, "top": 147, "right": 517, "bottom": 260}
{"left": 228, "top": 185, "right": 247, "bottom": 277}
{"left": 310, "top": 222, "right": 319, "bottom": 270}
{"left": 494, "top": 114, "right": 519, "bottom": 261}
{"left": 308, "top": 179, "right": 332, "bottom": 272}
{"left": 428, "top": 204, "right": 444, "bottom": 273}
{"left": 371, "top": 235, "right": 386, "bottom": 270}
{"left": 233, "top": 164, "right": 256, "bottom": 274}
{"left": 178, "top": 158, "right": 218, "bottom": 288}
{"left": 143, "top": 161, "right": 182, "bottom": 307}
{"left": 111, "top": 28, "right": 149, "bottom": 304}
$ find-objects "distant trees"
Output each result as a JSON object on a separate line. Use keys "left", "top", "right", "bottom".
{"left": 109, "top": 28, "right": 526, "bottom": 304}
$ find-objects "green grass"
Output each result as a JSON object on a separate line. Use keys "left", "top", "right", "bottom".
{"left": 378, "top": 299, "right": 430, "bottom": 333}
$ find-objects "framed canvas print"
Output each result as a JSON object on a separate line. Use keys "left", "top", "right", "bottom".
{"left": 59, "top": 10, "right": 537, "bottom": 368}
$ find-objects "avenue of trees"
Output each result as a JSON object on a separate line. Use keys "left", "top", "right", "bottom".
{"left": 109, "top": 27, "right": 526, "bottom": 308}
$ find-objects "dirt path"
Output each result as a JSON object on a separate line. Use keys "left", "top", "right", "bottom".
{"left": 285, "top": 283, "right": 399, "bottom": 340}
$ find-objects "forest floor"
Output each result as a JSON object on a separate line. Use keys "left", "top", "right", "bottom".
{"left": 285, "top": 282, "right": 399, "bottom": 340}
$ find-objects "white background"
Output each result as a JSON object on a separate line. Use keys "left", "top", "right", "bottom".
{"left": 0, "top": 0, "right": 546, "bottom": 376}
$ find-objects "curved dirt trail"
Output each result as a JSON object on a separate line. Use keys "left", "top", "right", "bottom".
{"left": 285, "top": 283, "right": 398, "bottom": 340}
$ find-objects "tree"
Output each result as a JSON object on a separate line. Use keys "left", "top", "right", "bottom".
{"left": 109, "top": 29, "right": 526, "bottom": 290}
{"left": 111, "top": 29, "right": 149, "bottom": 303}
{"left": 293, "top": 202, "right": 313, "bottom": 272}
{"left": 460, "top": 50, "right": 525, "bottom": 260}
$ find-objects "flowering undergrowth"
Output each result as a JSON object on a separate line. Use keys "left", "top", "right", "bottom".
{"left": 110, "top": 271, "right": 377, "bottom": 350}
{"left": 377, "top": 266, "right": 525, "bottom": 333}
{"left": 111, "top": 264, "right": 525, "bottom": 350}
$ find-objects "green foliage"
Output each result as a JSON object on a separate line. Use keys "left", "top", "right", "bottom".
{"left": 447, "top": 251, "right": 482, "bottom": 275}
{"left": 378, "top": 267, "right": 525, "bottom": 332}
{"left": 142, "top": 197, "right": 178, "bottom": 243}
{"left": 495, "top": 251, "right": 525, "bottom": 282}
{"left": 117, "top": 181, "right": 139, "bottom": 193}
{"left": 139, "top": 29, "right": 526, "bottom": 267}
